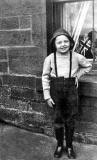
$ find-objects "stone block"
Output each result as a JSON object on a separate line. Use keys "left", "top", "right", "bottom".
{"left": 80, "top": 106, "right": 97, "bottom": 124}
{"left": 3, "top": 98, "right": 19, "bottom": 110}
{"left": 32, "top": 33, "right": 43, "bottom": 47}
{"left": 80, "top": 74, "right": 97, "bottom": 82}
{"left": 2, "top": 75, "right": 36, "bottom": 89}
{"left": 0, "top": 16, "right": 19, "bottom": 30}
{"left": 0, "top": 0, "right": 43, "bottom": 17}
{"left": 25, "top": 111, "right": 46, "bottom": 125}
{"left": 30, "top": 102, "right": 45, "bottom": 113}
{"left": 20, "top": 16, "right": 31, "bottom": 29}
{"left": 36, "top": 77, "right": 42, "bottom": 92}
{"left": 8, "top": 47, "right": 43, "bottom": 75}
{"left": 79, "top": 96, "right": 97, "bottom": 108}
{"left": 0, "top": 86, "right": 10, "bottom": 97}
{"left": 79, "top": 81, "right": 97, "bottom": 97}
{"left": 0, "top": 86, "right": 11, "bottom": 106}
{"left": 11, "top": 87, "right": 36, "bottom": 101}
{"left": 0, "top": 62, "right": 8, "bottom": 73}
{"left": 31, "top": 14, "right": 45, "bottom": 47}
{"left": 36, "top": 92, "right": 44, "bottom": 102}
{"left": 0, "top": 107, "right": 47, "bottom": 125}
{"left": 0, "top": 30, "right": 31, "bottom": 46}
{"left": 0, "top": 49, "right": 7, "bottom": 59}
{"left": 32, "top": 14, "right": 42, "bottom": 34}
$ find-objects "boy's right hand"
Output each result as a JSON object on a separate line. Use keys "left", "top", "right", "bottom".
{"left": 46, "top": 98, "right": 55, "bottom": 108}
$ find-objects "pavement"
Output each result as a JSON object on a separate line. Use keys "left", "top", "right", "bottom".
{"left": 0, "top": 121, "right": 97, "bottom": 160}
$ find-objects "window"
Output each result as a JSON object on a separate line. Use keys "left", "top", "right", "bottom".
{"left": 47, "top": 0, "right": 97, "bottom": 61}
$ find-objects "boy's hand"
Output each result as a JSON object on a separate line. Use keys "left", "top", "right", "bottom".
{"left": 46, "top": 98, "right": 55, "bottom": 108}
{"left": 75, "top": 76, "right": 78, "bottom": 88}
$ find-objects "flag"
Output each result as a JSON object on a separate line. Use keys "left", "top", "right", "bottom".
{"left": 78, "top": 37, "right": 93, "bottom": 58}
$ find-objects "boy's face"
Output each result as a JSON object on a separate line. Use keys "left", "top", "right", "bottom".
{"left": 55, "top": 35, "right": 70, "bottom": 54}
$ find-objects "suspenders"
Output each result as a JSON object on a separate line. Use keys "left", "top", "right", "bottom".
{"left": 69, "top": 51, "right": 72, "bottom": 78}
{"left": 54, "top": 52, "right": 58, "bottom": 77}
{"left": 54, "top": 51, "right": 72, "bottom": 78}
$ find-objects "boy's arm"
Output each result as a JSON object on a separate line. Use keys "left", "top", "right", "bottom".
{"left": 77, "top": 54, "right": 92, "bottom": 79}
{"left": 42, "top": 57, "right": 51, "bottom": 100}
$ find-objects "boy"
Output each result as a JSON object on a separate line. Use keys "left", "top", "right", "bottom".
{"left": 42, "top": 28, "right": 92, "bottom": 159}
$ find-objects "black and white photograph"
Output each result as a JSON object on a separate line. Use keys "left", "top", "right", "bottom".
{"left": 0, "top": 0, "right": 97, "bottom": 159}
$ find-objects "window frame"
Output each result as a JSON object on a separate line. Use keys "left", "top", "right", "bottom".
{"left": 46, "top": 0, "right": 94, "bottom": 58}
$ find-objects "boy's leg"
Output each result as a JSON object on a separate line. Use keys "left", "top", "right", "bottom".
{"left": 64, "top": 79, "right": 78, "bottom": 158}
{"left": 55, "top": 127, "right": 64, "bottom": 146}
{"left": 50, "top": 77, "right": 65, "bottom": 158}
{"left": 54, "top": 126, "right": 64, "bottom": 158}
{"left": 65, "top": 117, "right": 75, "bottom": 148}
{"left": 53, "top": 103, "right": 64, "bottom": 158}
{"left": 53, "top": 114, "right": 64, "bottom": 158}
{"left": 65, "top": 117, "right": 76, "bottom": 159}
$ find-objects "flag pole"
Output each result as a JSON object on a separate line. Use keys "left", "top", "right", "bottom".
{"left": 72, "top": 2, "right": 84, "bottom": 37}
{"left": 73, "top": 1, "right": 91, "bottom": 52}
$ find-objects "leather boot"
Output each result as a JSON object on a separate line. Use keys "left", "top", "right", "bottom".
{"left": 66, "top": 146, "right": 76, "bottom": 159}
{"left": 54, "top": 144, "right": 64, "bottom": 158}
{"left": 54, "top": 127, "right": 64, "bottom": 158}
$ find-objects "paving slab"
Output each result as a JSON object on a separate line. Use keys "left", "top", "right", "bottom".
{"left": 0, "top": 122, "right": 97, "bottom": 160}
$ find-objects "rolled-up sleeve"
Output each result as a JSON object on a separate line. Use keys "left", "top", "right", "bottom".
{"left": 42, "top": 57, "right": 51, "bottom": 100}
{"left": 77, "top": 54, "right": 92, "bottom": 79}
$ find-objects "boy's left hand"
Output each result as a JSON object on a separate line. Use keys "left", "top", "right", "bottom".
{"left": 46, "top": 98, "right": 55, "bottom": 108}
{"left": 75, "top": 76, "right": 78, "bottom": 88}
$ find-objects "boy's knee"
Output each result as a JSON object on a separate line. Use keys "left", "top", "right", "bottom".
{"left": 66, "top": 118, "right": 75, "bottom": 128}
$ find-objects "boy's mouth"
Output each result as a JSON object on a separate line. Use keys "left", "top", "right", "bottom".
{"left": 60, "top": 47, "right": 67, "bottom": 50}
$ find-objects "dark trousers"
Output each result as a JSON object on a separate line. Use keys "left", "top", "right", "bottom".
{"left": 54, "top": 118, "right": 75, "bottom": 147}
{"left": 50, "top": 77, "right": 78, "bottom": 147}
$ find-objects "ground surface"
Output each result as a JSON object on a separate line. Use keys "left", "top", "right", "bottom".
{"left": 0, "top": 122, "right": 97, "bottom": 160}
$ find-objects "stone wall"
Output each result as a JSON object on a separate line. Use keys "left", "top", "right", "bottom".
{"left": 0, "top": 0, "right": 48, "bottom": 133}
{"left": 0, "top": 0, "right": 46, "bottom": 76}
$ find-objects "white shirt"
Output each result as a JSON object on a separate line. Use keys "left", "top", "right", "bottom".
{"left": 42, "top": 52, "right": 92, "bottom": 100}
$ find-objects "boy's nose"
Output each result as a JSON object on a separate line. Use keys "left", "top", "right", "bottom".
{"left": 61, "top": 42, "right": 65, "bottom": 46}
